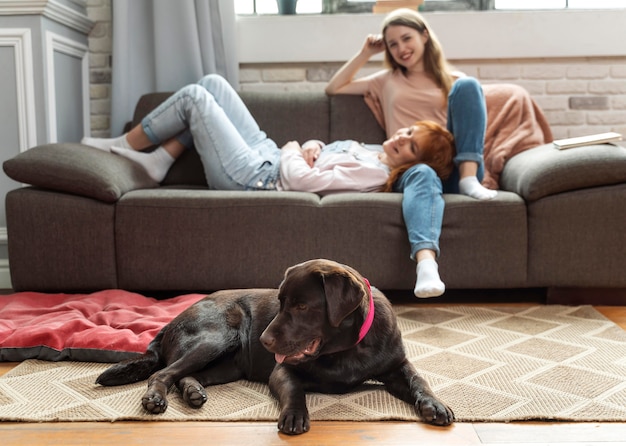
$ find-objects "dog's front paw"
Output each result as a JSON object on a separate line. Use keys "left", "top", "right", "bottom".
{"left": 182, "top": 382, "right": 207, "bottom": 408}
{"left": 142, "top": 391, "right": 168, "bottom": 414}
{"left": 277, "top": 408, "right": 310, "bottom": 435}
{"left": 417, "top": 397, "right": 454, "bottom": 426}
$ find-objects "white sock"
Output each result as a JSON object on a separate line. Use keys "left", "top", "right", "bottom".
{"left": 414, "top": 259, "right": 445, "bottom": 298}
{"left": 81, "top": 134, "right": 133, "bottom": 152}
{"left": 110, "top": 146, "right": 175, "bottom": 182}
{"left": 459, "top": 176, "right": 497, "bottom": 200}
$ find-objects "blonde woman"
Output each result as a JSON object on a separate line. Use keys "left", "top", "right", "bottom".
{"left": 327, "top": 8, "right": 497, "bottom": 297}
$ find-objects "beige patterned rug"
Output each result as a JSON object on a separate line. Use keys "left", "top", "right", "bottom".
{"left": 2, "top": 305, "right": 626, "bottom": 423}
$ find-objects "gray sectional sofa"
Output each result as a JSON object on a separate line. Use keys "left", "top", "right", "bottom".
{"left": 4, "top": 91, "right": 626, "bottom": 303}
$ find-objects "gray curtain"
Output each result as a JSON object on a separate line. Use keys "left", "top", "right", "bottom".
{"left": 110, "top": 0, "right": 238, "bottom": 136}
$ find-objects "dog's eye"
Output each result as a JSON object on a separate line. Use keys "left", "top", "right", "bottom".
{"left": 297, "top": 303, "right": 308, "bottom": 311}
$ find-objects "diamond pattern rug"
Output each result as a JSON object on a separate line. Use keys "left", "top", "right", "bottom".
{"left": 2, "top": 305, "right": 626, "bottom": 422}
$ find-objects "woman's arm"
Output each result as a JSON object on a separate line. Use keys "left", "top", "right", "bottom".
{"left": 325, "top": 34, "right": 385, "bottom": 96}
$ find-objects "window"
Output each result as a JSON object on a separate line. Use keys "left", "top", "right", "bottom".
{"left": 234, "top": 0, "right": 625, "bottom": 14}
{"left": 234, "top": 0, "right": 487, "bottom": 15}
{"left": 234, "top": 0, "right": 322, "bottom": 14}
{"left": 494, "top": 0, "right": 626, "bottom": 8}
{"left": 332, "top": 0, "right": 488, "bottom": 13}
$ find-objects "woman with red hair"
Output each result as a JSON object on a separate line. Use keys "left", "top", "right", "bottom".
{"left": 83, "top": 74, "right": 454, "bottom": 196}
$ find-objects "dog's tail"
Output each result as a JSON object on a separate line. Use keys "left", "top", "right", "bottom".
{"left": 95, "top": 332, "right": 164, "bottom": 386}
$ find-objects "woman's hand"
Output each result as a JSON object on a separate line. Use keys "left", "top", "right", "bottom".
{"left": 282, "top": 140, "right": 319, "bottom": 168}
{"left": 361, "top": 34, "right": 385, "bottom": 58}
{"left": 301, "top": 140, "right": 324, "bottom": 167}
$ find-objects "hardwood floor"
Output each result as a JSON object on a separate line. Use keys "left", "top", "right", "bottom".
{"left": 2, "top": 303, "right": 626, "bottom": 445}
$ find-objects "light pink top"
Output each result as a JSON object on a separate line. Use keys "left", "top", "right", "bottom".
{"left": 364, "top": 70, "right": 449, "bottom": 137}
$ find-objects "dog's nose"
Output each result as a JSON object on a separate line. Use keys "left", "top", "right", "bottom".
{"left": 259, "top": 331, "right": 275, "bottom": 349}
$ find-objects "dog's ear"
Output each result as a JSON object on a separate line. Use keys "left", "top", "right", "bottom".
{"left": 323, "top": 272, "right": 367, "bottom": 328}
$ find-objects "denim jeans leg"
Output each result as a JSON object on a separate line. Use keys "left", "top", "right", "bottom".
{"left": 141, "top": 81, "right": 279, "bottom": 190}
{"left": 443, "top": 76, "right": 487, "bottom": 193}
{"left": 195, "top": 74, "right": 273, "bottom": 148}
{"left": 394, "top": 164, "right": 444, "bottom": 259}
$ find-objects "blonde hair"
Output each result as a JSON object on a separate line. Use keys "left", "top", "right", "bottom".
{"left": 382, "top": 120, "right": 456, "bottom": 192}
{"left": 381, "top": 8, "right": 454, "bottom": 101}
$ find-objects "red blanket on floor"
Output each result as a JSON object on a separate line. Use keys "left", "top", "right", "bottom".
{"left": 0, "top": 290, "right": 206, "bottom": 362}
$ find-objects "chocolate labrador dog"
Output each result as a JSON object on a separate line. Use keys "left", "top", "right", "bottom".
{"left": 96, "top": 259, "right": 453, "bottom": 434}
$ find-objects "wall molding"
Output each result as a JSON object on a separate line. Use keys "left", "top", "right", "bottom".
{"left": 0, "top": 0, "right": 93, "bottom": 34}
{"left": 0, "top": 28, "right": 37, "bottom": 152}
{"left": 0, "top": 28, "right": 33, "bottom": 292}
{"left": 45, "top": 30, "right": 90, "bottom": 142}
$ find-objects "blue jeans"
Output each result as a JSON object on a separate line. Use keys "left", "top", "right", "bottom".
{"left": 141, "top": 74, "right": 281, "bottom": 190}
{"left": 394, "top": 77, "right": 487, "bottom": 259}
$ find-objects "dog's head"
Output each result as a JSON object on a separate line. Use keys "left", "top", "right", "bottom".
{"left": 259, "top": 259, "right": 371, "bottom": 365}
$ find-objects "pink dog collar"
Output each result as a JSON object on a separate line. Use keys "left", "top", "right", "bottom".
{"left": 357, "top": 278, "right": 375, "bottom": 344}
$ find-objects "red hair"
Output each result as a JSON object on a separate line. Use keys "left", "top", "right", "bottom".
{"left": 382, "top": 121, "right": 455, "bottom": 192}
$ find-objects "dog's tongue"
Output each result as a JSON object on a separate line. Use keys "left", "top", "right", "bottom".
{"left": 274, "top": 340, "right": 320, "bottom": 364}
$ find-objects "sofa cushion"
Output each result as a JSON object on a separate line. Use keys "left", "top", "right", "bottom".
{"left": 115, "top": 189, "right": 326, "bottom": 290}
{"left": 5, "top": 188, "right": 119, "bottom": 291}
{"left": 439, "top": 191, "right": 528, "bottom": 288}
{"left": 500, "top": 142, "right": 626, "bottom": 201}
{"left": 329, "top": 95, "right": 386, "bottom": 143}
{"left": 526, "top": 183, "right": 626, "bottom": 288}
{"left": 241, "top": 91, "right": 331, "bottom": 146}
{"left": 3, "top": 144, "right": 158, "bottom": 202}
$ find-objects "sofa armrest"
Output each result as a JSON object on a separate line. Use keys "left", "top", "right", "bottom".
{"left": 500, "top": 142, "right": 626, "bottom": 201}
{"left": 3, "top": 144, "right": 158, "bottom": 203}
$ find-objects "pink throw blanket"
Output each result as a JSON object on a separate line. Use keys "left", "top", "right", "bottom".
{"left": 481, "top": 83, "right": 553, "bottom": 189}
{"left": 0, "top": 290, "right": 206, "bottom": 362}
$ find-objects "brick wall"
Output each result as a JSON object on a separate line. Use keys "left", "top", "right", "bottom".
{"left": 463, "top": 59, "right": 626, "bottom": 139}
{"left": 240, "top": 59, "right": 626, "bottom": 140}
{"left": 83, "top": 2, "right": 626, "bottom": 140}
{"left": 86, "top": 0, "right": 112, "bottom": 138}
